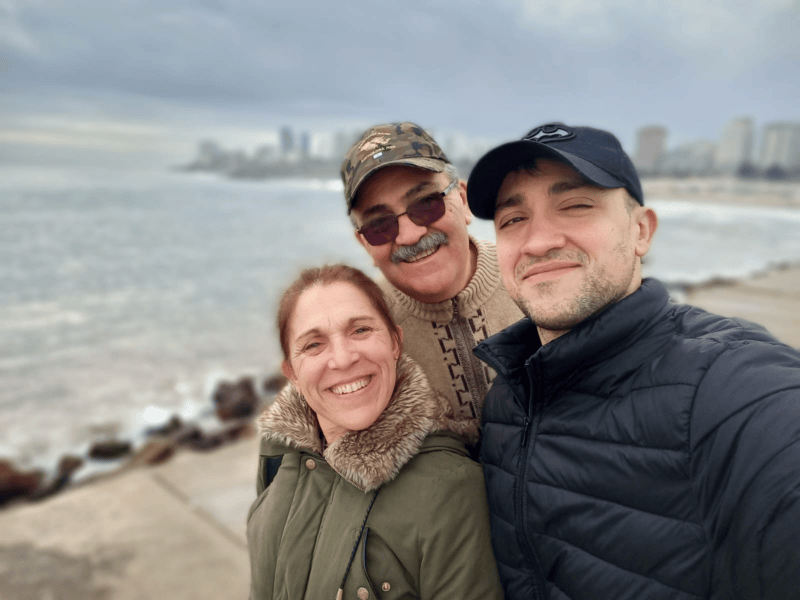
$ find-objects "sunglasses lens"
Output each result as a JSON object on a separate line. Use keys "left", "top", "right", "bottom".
{"left": 407, "top": 196, "right": 446, "bottom": 226}
{"left": 361, "top": 215, "right": 399, "bottom": 246}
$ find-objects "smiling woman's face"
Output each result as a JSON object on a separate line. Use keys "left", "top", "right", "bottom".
{"left": 281, "top": 281, "right": 401, "bottom": 444}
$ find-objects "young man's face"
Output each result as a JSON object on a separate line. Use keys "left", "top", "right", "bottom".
{"left": 493, "top": 160, "right": 657, "bottom": 344}
{"left": 352, "top": 165, "right": 474, "bottom": 304}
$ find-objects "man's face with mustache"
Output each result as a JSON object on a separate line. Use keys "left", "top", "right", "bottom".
{"left": 352, "top": 166, "right": 475, "bottom": 304}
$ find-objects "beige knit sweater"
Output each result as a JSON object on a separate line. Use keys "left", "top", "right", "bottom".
{"left": 379, "top": 238, "right": 523, "bottom": 424}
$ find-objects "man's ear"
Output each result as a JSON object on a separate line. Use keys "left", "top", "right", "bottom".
{"left": 458, "top": 179, "right": 473, "bottom": 225}
{"left": 281, "top": 360, "right": 296, "bottom": 384}
{"left": 354, "top": 228, "right": 369, "bottom": 251}
{"left": 353, "top": 229, "right": 379, "bottom": 267}
{"left": 633, "top": 207, "right": 658, "bottom": 258}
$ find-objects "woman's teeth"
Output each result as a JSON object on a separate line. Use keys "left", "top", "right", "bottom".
{"left": 330, "top": 376, "right": 371, "bottom": 395}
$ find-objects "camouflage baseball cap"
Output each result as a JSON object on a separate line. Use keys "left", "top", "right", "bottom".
{"left": 340, "top": 122, "right": 450, "bottom": 213}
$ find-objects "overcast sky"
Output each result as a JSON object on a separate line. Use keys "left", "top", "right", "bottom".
{"left": 1, "top": 0, "right": 799, "bottom": 169}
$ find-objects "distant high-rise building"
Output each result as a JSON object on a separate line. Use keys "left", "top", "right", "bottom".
{"left": 660, "top": 140, "right": 716, "bottom": 177}
{"left": 715, "top": 117, "right": 754, "bottom": 174}
{"left": 280, "top": 126, "right": 294, "bottom": 154}
{"left": 252, "top": 144, "right": 277, "bottom": 165}
{"left": 758, "top": 122, "right": 800, "bottom": 172}
{"left": 633, "top": 126, "right": 668, "bottom": 174}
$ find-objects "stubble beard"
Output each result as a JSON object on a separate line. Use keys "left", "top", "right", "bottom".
{"left": 512, "top": 244, "right": 636, "bottom": 332}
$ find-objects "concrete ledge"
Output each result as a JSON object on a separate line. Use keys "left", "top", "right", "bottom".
{"left": 0, "top": 437, "right": 259, "bottom": 600}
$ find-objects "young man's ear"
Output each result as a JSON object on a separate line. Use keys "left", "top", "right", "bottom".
{"left": 634, "top": 207, "right": 658, "bottom": 258}
{"left": 281, "top": 360, "right": 296, "bottom": 384}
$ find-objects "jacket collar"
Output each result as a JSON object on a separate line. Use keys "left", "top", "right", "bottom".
{"left": 257, "top": 355, "right": 479, "bottom": 491}
{"left": 475, "top": 278, "right": 672, "bottom": 384}
{"left": 385, "top": 237, "right": 503, "bottom": 322}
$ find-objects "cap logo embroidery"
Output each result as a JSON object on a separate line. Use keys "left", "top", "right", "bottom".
{"left": 524, "top": 125, "right": 575, "bottom": 143}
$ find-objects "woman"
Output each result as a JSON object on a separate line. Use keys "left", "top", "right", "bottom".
{"left": 247, "top": 264, "right": 503, "bottom": 600}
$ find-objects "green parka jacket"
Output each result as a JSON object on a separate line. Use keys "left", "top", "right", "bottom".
{"left": 246, "top": 355, "right": 504, "bottom": 600}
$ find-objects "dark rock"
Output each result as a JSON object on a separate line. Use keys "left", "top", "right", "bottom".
{"left": 88, "top": 439, "right": 133, "bottom": 460}
{"left": 173, "top": 424, "right": 205, "bottom": 446}
{"left": 263, "top": 373, "right": 288, "bottom": 393}
{"left": 213, "top": 376, "right": 259, "bottom": 421}
{"left": 184, "top": 433, "right": 225, "bottom": 452}
{"left": 185, "top": 422, "right": 256, "bottom": 452}
{"left": 146, "top": 415, "right": 184, "bottom": 437}
{"left": 224, "top": 421, "right": 256, "bottom": 442}
{"left": 0, "top": 460, "right": 45, "bottom": 506}
{"left": 30, "top": 455, "right": 85, "bottom": 501}
{"left": 124, "top": 439, "right": 176, "bottom": 468}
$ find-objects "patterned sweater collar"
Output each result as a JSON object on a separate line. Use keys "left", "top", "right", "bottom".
{"left": 386, "top": 237, "right": 503, "bottom": 322}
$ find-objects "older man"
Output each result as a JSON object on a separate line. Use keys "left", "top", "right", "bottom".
{"left": 340, "top": 122, "right": 522, "bottom": 425}
{"left": 467, "top": 122, "right": 800, "bottom": 599}
{"left": 257, "top": 123, "right": 521, "bottom": 491}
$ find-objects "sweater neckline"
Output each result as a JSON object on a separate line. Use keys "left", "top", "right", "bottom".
{"left": 387, "top": 238, "right": 503, "bottom": 322}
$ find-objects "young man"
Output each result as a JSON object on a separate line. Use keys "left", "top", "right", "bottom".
{"left": 467, "top": 122, "right": 800, "bottom": 599}
{"left": 341, "top": 122, "right": 521, "bottom": 424}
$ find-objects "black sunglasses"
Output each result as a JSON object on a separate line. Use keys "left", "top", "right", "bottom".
{"left": 357, "top": 179, "right": 457, "bottom": 246}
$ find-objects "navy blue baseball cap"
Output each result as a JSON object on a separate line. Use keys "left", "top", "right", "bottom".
{"left": 467, "top": 123, "right": 644, "bottom": 220}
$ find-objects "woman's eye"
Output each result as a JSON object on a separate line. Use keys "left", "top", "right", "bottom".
{"left": 302, "top": 342, "right": 322, "bottom": 352}
{"left": 353, "top": 326, "right": 372, "bottom": 335}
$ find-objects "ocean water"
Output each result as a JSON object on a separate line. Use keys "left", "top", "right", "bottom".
{"left": 2, "top": 167, "right": 800, "bottom": 472}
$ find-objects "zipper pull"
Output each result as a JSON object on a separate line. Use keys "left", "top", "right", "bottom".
{"left": 520, "top": 416, "right": 530, "bottom": 447}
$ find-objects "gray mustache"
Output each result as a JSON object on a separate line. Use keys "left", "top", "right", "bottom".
{"left": 391, "top": 232, "right": 449, "bottom": 264}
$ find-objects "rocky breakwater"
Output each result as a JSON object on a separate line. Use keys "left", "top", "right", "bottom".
{"left": 0, "top": 372, "right": 287, "bottom": 509}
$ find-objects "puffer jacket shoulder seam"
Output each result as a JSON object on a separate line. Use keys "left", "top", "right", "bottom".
{"left": 686, "top": 343, "right": 718, "bottom": 561}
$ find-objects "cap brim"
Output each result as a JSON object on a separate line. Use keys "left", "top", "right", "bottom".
{"left": 467, "top": 140, "right": 627, "bottom": 220}
{"left": 348, "top": 157, "right": 447, "bottom": 212}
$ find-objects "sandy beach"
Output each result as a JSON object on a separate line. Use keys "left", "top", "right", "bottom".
{"left": 1, "top": 184, "right": 798, "bottom": 599}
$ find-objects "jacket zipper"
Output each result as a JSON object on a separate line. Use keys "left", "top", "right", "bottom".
{"left": 451, "top": 298, "right": 489, "bottom": 422}
{"left": 514, "top": 361, "right": 547, "bottom": 600}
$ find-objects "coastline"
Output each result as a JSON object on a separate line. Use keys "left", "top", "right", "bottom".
{"left": 1, "top": 262, "right": 798, "bottom": 597}
{"left": 643, "top": 176, "right": 800, "bottom": 209}
{"left": 1, "top": 181, "right": 799, "bottom": 597}
{"left": 640, "top": 177, "right": 800, "bottom": 348}
{"left": 679, "top": 261, "right": 800, "bottom": 349}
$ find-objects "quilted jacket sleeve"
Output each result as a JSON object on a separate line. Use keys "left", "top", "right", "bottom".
{"left": 691, "top": 339, "right": 800, "bottom": 598}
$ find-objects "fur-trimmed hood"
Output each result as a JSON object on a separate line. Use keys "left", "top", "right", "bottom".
{"left": 257, "top": 354, "right": 479, "bottom": 491}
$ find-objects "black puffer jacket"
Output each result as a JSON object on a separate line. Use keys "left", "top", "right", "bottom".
{"left": 474, "top": 278, "right": 800, "bottom": 600}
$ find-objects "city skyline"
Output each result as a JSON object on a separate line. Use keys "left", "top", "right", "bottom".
{"left": 183, "top": 114, "right": 800, "bottom": 180}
